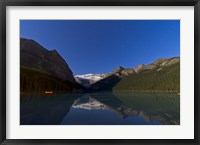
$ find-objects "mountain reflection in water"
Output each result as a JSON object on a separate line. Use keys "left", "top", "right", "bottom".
{"left": 20, "top": 92, "right": 180, "bottom": 125}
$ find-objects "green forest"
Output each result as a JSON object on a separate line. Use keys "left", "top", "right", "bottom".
{"left": 21, "top": 61, "right": 180, "bottom": 93}
{"left": 20, "top": 67, "right": 81, "bottom": 93}
{"left": 113, "top": 63, "right": 180, "bottom": 92}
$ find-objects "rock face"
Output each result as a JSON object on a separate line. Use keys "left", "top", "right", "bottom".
{"left": 121, "top": 68, "right": 135, "bottom": 76}
{"left": 114, "top": 66, "right": 125, "bottom": 73}
{"left": 105, "top": 66, "right": 136, "bottom": 78}
{"left": 20, "top": 38, "right": 84, "bottom": 93}
{"left": 20, "top": 38, "right": 75, "bottom": 83}
{"left": 133, "top": 64, "right": 145, "bottom": 73}
{"left": 142, "top": 57, "right": 180, "bottom": 72}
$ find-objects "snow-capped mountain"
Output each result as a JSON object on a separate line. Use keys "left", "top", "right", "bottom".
{"left": 75, "top": 74, "right": 106, "bottom": 88}
{"left": 75, "top": 73, "right": 106, "bottom": 81}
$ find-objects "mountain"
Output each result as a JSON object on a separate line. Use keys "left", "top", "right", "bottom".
{"left": 20, "top": 38, "right": 180, "bottom": 93}
{"left": 90, "top": 66, "right": 136, "bottom": 91}
{"left": 75, "top": 74, "right": 106, "bottom": 88}
{"left": 140, "top": 57, "right": 179, "bottom": 72}
{"left": 20, "top": 38, "right": 75, "bottom": 83}
{"left": 20, "top": 38, "right": 83, "bottom": 93}
{"left": 75, "top": 66, "right": 137, "bottom": 90}
{"left": 90, "top": 57, "right": 180, "bottom": 92}
{"left": 113, "top": 57, "right": 180, "bottom": 92}
{"left": 133, "top": 64, "right": 145, "bottom": 73}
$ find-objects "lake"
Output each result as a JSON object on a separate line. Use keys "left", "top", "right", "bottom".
{"left": 20, "top": 92, "right": 180, "bottom": 125}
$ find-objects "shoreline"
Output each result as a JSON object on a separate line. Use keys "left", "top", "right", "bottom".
{"left": 20, "top": 90, "right": 180, "bottom": 96}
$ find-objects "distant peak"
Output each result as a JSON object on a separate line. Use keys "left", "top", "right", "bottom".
{"left": 156, "top": 58, "right": 168, "bottom": 61}
{"left": 133, "top": 64, "right": 145, "bottom": 73}
{"left": 154, "top": 57, "right": 180, "bottom": 65}
{"left": 114, "top": 66, "right": 125, "bottom": 72}
{"left": 75, "top": 73, "right": 105, "bottom": 77}
{"left": 171, "top": 56, "right": 180, "bottom": 60}
{"left": 137, "top": 64, "right": 145, "bottom": 68}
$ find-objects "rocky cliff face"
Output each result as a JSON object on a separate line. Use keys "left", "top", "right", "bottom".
{"left": 20, "top": 38, "right": 85, "bottom": 93}
{"left": 121, "top": 68, "right": 135, "bottom": 76}
{"left": 133, "top": 64, "right": 145, "bottom": 73}
{"left": 105, "top": 66, "right": 136, "bottom": 78}
{"left": 142, "top": 57, "right": 180, "bottom": 72}
{"left": 20, "top": 38, "right": 75, "bottom": 83}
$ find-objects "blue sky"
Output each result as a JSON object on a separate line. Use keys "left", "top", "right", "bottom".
{"left": 20, "top": 20, "right": 180, "bottom": 75}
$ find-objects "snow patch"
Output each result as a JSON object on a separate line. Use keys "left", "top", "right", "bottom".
{"left": 75, "top": 73, "right": 106, "bottom": 82}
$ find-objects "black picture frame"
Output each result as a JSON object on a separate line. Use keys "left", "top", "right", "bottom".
{"left": 0, "top": 0, "right": 200, "bottom": 144}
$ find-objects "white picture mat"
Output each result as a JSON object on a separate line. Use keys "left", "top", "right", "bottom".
{"left": 6, "top": 6, "right": 194, "bottom": 139}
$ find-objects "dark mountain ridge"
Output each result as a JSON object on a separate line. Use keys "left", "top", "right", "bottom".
{"left": 90, "top": 57, "right": 180, "bottom": 92}
{"left": 20, "top": 38, "right": 84, "bottom": 93}
{"left": 21, "top": 38, "right": 75, "bottom": 83}
{"left": 20, "top": 38, "right": 179, "bottom": 93}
